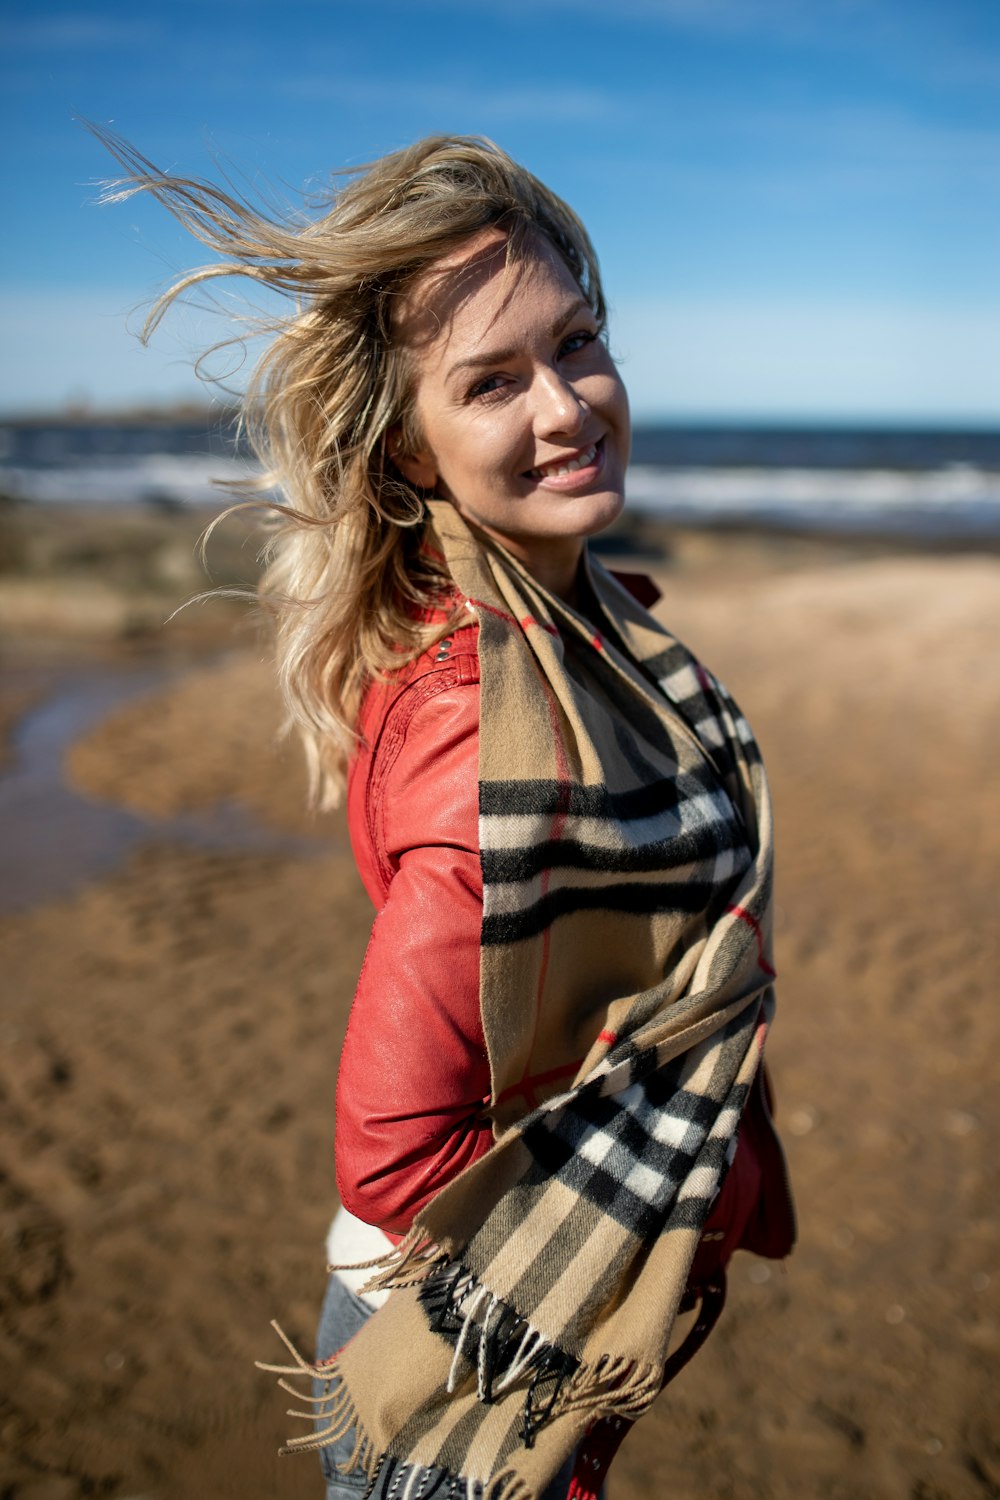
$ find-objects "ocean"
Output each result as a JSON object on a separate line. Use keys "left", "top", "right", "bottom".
{"left": 2, "top": 414, "right": 999, "bottom": 540}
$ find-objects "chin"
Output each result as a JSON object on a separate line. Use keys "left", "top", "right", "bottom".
{"left": 576, "top": 490, "right": 627, "bottom": 541}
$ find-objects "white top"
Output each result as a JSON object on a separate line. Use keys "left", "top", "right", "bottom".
{"left": 325, "top": 1206, "right": 394, "bottom": 1308}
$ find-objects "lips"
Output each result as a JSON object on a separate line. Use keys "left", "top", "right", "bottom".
{"left": 525, "top": 436, "right": 603, "bottom": 481}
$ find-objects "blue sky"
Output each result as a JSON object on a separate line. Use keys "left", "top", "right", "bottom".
{"left": 1, "top": 0, "right": 998, "bottom": 422}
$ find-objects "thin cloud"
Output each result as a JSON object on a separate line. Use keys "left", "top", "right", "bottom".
{"left": 0, "top": 13, "right": 162, "bottom": 49}
{"left": 735, "top": 103, "right": 1000, "bottom": 194}
{"left": 381, "top": 0, "right": 1000, "bottom": 90}
{"left": 393, "top": 0, "right": 866, "bottom": 37}
{"left": 591, "top": 98, "right": 1000, "bottom": 199}
{"left": 275, "top": 75, "right": 614, "bottom": 124}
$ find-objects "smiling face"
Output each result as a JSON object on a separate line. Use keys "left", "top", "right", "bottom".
{"left": 395, "top": 230, "right": 630, "bottom": 598}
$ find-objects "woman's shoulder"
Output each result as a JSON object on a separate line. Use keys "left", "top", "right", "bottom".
{"left": 358, "top": 616, "right": 480, "bottom": 748}
{"left": 348, "top": 620, "right": 482, "bottom": 900}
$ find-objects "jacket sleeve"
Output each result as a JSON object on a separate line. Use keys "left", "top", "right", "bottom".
{"left": 334, "top": 677, "right": 494, "bottom": 1235}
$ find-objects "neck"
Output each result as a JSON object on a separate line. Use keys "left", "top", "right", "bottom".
{"left": 488, "top": 532, "right": 585, "bottom": 603}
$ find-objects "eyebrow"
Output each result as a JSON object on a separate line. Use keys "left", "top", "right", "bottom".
{"left": 446, "top": 297, "right": 591, "bottom": 381}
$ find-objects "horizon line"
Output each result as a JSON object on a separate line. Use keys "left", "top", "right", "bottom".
{"left": 1, "top": 400, "right": 998, "bottom": 435}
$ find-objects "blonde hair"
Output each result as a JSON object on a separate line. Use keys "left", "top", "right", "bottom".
{"left": 93, "top": 127, "right": 607, "bottom": 805}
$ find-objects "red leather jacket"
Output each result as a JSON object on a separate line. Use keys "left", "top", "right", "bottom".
{"left": 335, "top": 592, "right": 796, "bottom": 1270}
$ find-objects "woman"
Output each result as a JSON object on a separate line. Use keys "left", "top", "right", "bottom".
{"left": 98, "top": 130, "right": 795, "bottom": 1500}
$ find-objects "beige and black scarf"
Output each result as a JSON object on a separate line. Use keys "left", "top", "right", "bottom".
{"left": 264, "top": 501, "right": 780, "bottom": 1498}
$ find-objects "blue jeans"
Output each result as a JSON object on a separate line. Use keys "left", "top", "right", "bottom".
{"left": 313, "top": 1274, "right": 371, "bottom": 1496}
{"left": 313, "top": 1274, "right": 583, "bottom": 1500}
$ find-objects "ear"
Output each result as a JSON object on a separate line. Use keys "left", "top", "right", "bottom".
{"left": 396, "top": 447, "right": 438, "bottom": 490}
{"left": 387, "top": 424, "right": 437, "bottom": 490}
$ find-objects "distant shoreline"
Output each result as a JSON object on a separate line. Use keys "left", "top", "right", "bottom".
{"left": 3, "top": 413, "right": 999, "bottom": 539}
{"left": 3, "top": 403, "right": 999, "bottom": 439}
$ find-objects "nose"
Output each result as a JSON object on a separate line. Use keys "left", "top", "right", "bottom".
{"left": 531, "top": 368, "right": 588, "bottom": 439}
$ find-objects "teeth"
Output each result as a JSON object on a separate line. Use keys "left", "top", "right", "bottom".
{"left": 533, "top": 443, "right": 597, "bottom": 479}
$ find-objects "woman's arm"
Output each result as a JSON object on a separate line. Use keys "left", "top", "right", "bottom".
{"left": 334, "top": 679, "right": 495, "bottom": 1235}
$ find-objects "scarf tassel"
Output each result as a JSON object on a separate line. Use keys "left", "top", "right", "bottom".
{"left": 351, "top": 1224, "right": 450, "bottom": 1296}
{"left": 414, "top": 1261, "right": 664, "bottom": 1456}
{"left": 414, "top": 1258, "right": 667, "bottom": 1439}
{"left": 255, "top": 1321, "right": 379, "bottom": 1477}
{"left": 258, "top": 1315, "right": 664, "bottom": 1500}
{"left": 415, "top": 1262, "right": 581, "bottom": 1431}
{"left": 555, "top": 1354, "right": 662, "bottom": 1424}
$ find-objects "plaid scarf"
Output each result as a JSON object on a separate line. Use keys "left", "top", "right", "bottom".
{"left": 263, "top": 501, "right": 778, "bottom": 1499}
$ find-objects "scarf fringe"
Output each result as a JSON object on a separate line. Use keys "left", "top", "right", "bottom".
{"left": 258, "top": 1316, "right": 661, "bottom": 1497}
{"left": 485, "top": 1471, "right": 535, "bottom": 1500}
{"left": 354, "top": 1224, "right": 449, "bottom": 1296}
{"left": 416, "top": 1259, "right": 663, "bottom": 1448}
{"left": 255, "top": 1321, "right": 378, "bottom": 1476}
{"left": 412, "top": 1256, "right": 665, "bottom": 1438}
{"left": 410, "top": 1259, "right": 580, "bottom": 1439}
{"left": 556, "top": 1354, "right": 661, "bottom": 1424}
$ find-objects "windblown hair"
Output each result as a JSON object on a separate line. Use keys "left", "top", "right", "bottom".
{"left": 92, "top": 127, "right": 607, "bottom": 805}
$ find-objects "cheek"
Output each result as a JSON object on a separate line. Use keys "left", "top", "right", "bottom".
{"left": 591, "top": 372, "right": 631, "bottom": 462}
{"left": 591, "top": 367, "right": 629, "bottom": 419}
{"left": 437, "top": 413, "right": 525, "bottom": 487}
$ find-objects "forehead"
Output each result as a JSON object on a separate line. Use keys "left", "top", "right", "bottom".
{"left": 399, "top": 229, "right": 582, "bottom": 376}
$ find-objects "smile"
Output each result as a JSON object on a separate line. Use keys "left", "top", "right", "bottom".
{"left": 526, "top": 438, "right": 602, "bottom": 481}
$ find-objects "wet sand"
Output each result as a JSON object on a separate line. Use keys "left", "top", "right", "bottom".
{"left": 0, "top": 511, "right": 997, "bottom": 1499}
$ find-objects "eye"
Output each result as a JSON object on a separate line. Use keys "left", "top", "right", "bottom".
{"left": 466, "top": 373, "right": 509, "bottom": 402}
{"left": 559, "top": 328, "right": 599, "bottom": 359}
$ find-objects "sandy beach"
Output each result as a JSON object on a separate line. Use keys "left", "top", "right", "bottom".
{"left": 0, "top": 503, "right": 997, "bottom": 1499}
